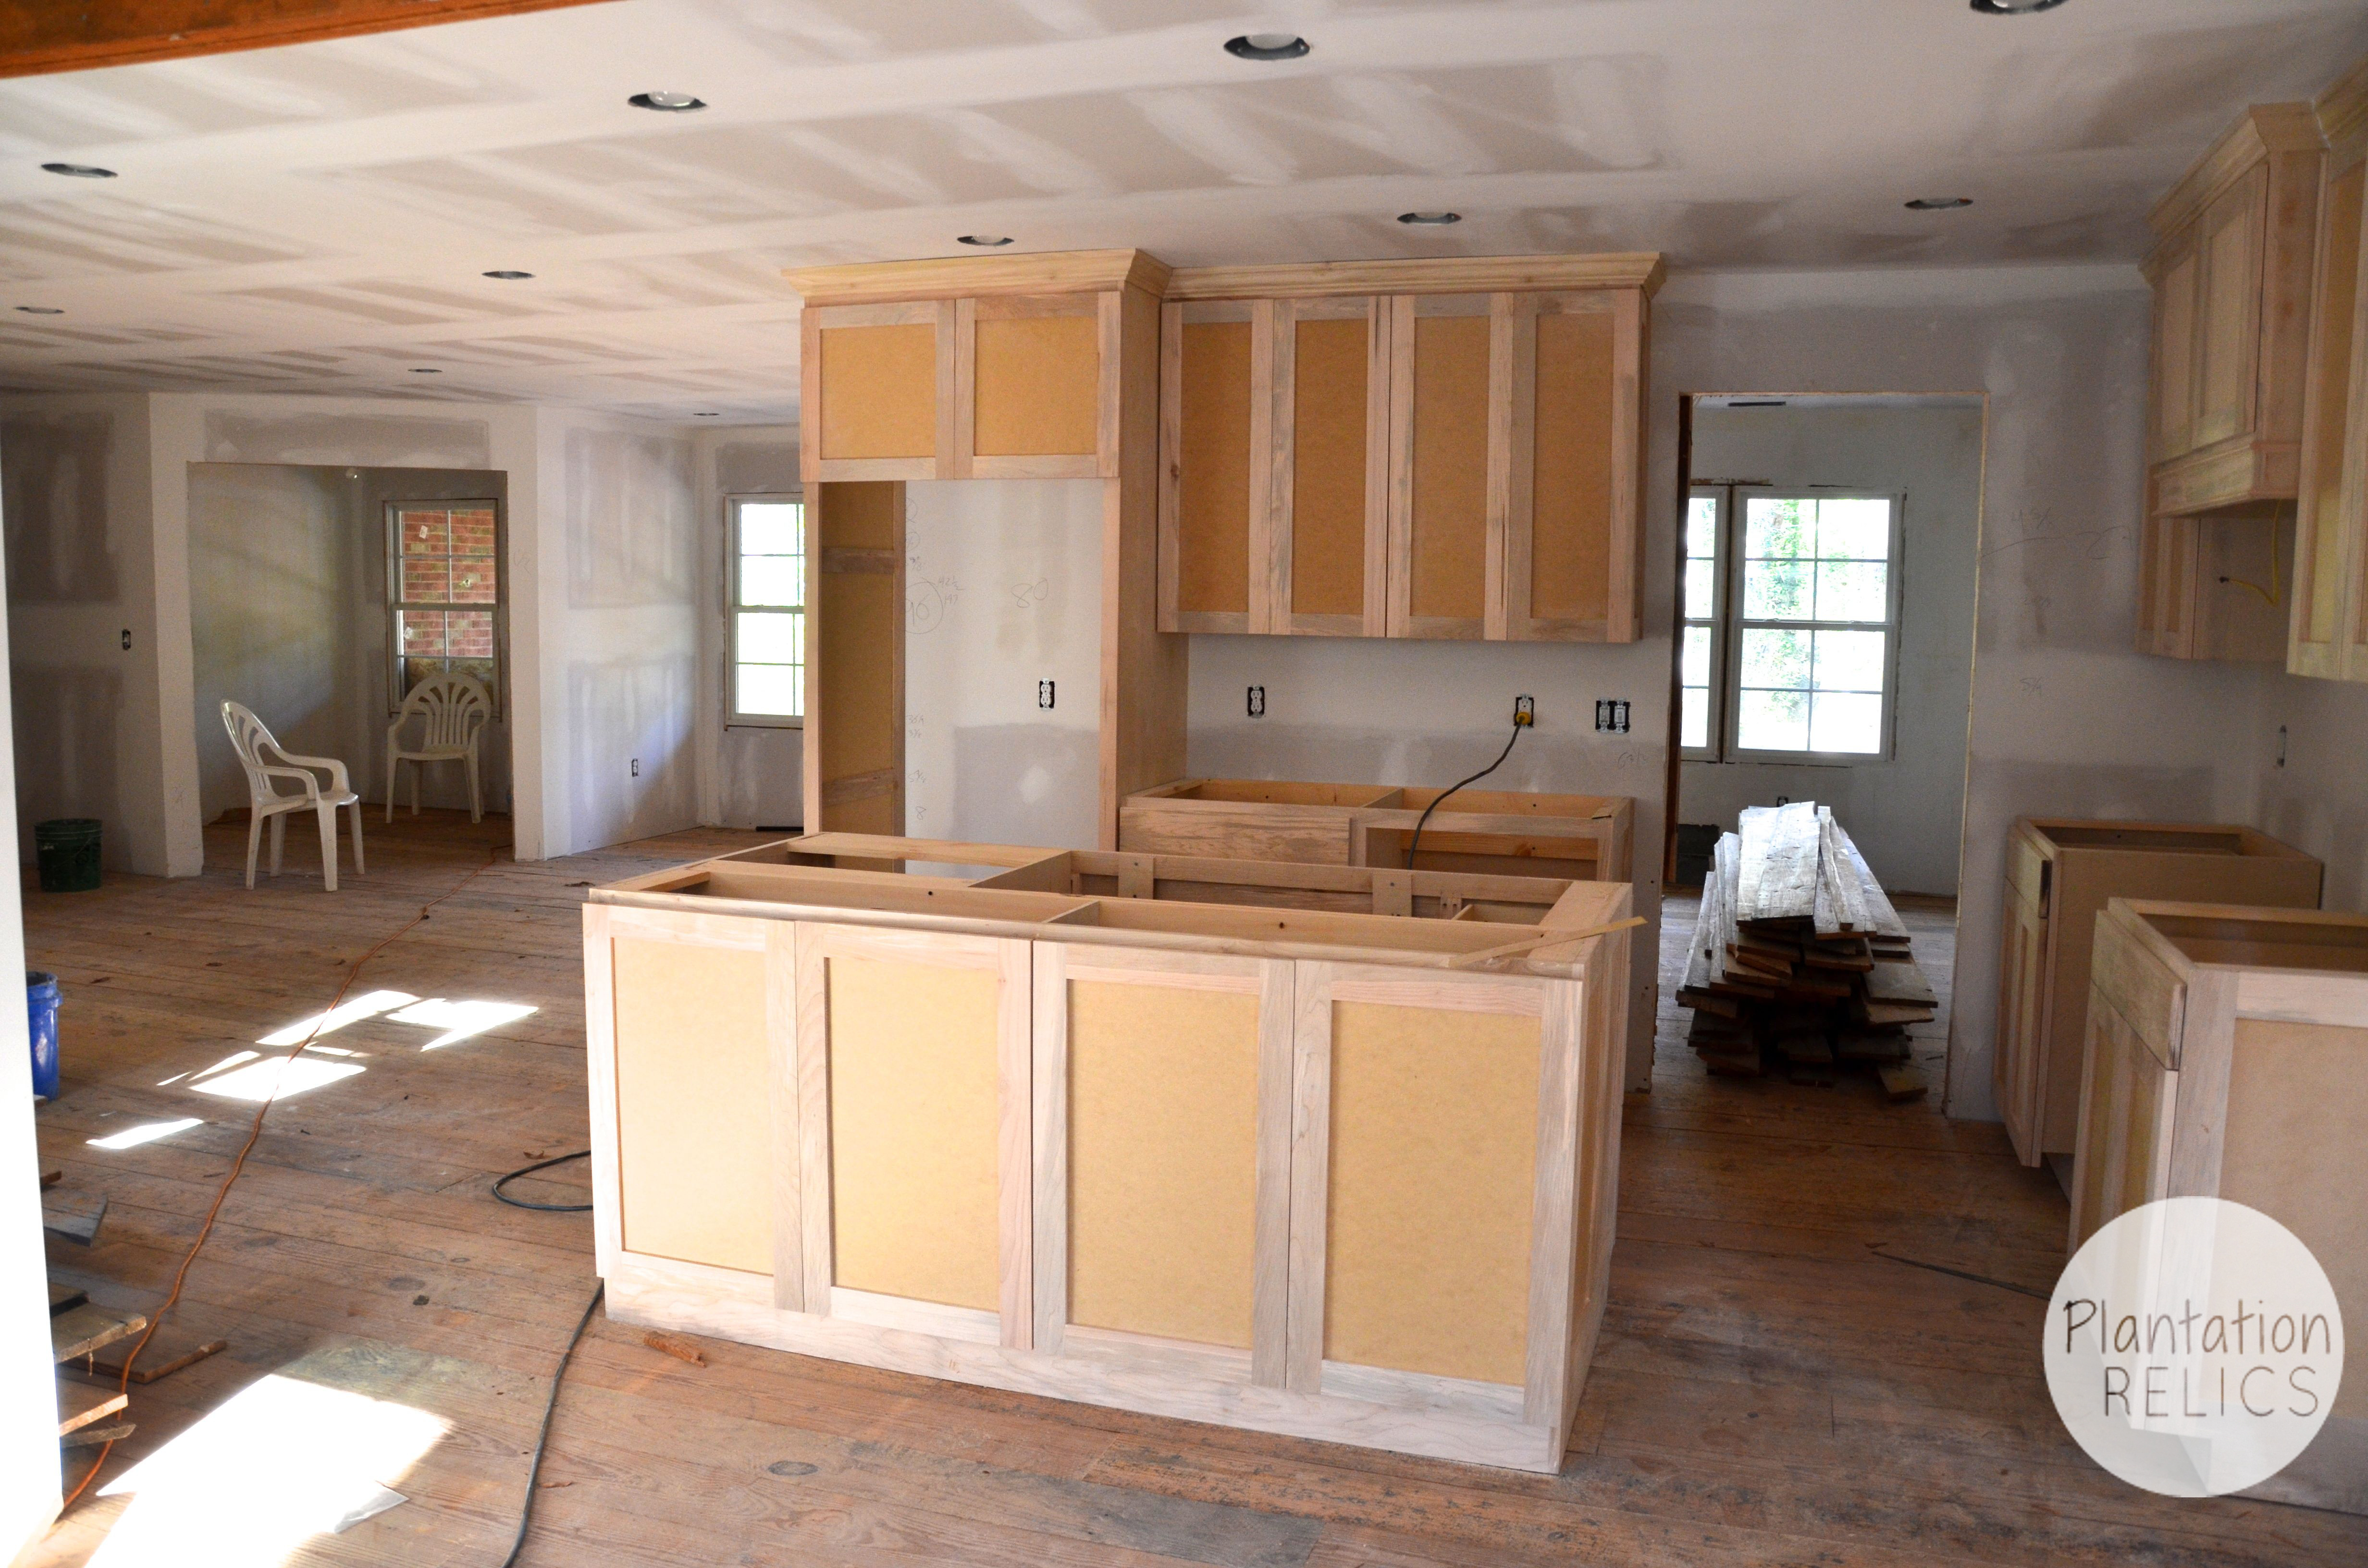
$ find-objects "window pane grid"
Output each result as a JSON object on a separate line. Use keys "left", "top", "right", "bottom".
{"left": 390, "top": 505, "right": 499, "bottom": 707}
{"left": 1731, "top": 495, "right": 1893, "bottom": 757}
{"left": 1682, "top": 494, "right": 1720, "bottom": 754}
{"left": 732, "top": 500, "right": 806, "bottom": 723}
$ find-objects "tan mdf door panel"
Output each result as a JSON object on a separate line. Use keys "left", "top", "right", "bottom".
{"left": 1159, "top": 299, "right": 1260, "bottom": 633}
{"left": 1501, "top": 290, "right": 1646, "bottom": 643}
{"left": 2150, "top": 234, "right": 2202, "bottom": 464}
{"left": 802, "top": 482, "right": 905, "bottom": 837}
{"left": 2191, "top": 163, "right": 2270, "bottom": 453}
{"left": 802, "top": 302, "right": 949, "bottom": 482}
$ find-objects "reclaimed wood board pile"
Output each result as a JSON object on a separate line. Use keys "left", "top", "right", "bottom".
{"left": 1678, "top": 802, "right": 1936, "bottom": 1099}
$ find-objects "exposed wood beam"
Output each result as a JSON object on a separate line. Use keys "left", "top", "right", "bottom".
{"left": 0, "top": 0, "right": 622, "bottom": 79}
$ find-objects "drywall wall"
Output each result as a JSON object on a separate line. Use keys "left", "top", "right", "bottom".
{"left": 188, "top": 465, "right": 512, "bottom": 831}
{"left": 0, "top": 393, "right": 169, "bottom": 874}
{"left": 1681, "top": 400, "right": 1984, "bottom": 895}
{"left": 521, "top": 412, "right": 699, "bottom": 857}
{"left": 0, "top": 521, "right": 60, "bottom": 1560}
{"left": 906, "top": 479, "right": 1103, "bottom": 850}
{"left": 2249, "top": 674, "right": 2368, "bottom": 913}
{"left": 697, "top": 426, "right": 803, "bottom": 831}
{"left": 1654, "top": 264, "right": 2264, "bottom": 1120}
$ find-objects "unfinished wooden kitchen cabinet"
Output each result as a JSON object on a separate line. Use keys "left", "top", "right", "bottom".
{"left": 2138, "top": 103, "right": 2322, "bottom": 661}
{"left": 1121, "top": 778, "right": 1634, "bottom": 885}
{"left": 1159, "top": 255, "right": 1662, "bottom": 644}
{"left": 1992, "top": 818, "right": 2321, "bottom": 1168}
{"left": 2069, "top": 899, "right": 2368, "bottom": 1513}
{"left": 2292, "top": 56, "right": 2368, "bottom": 682}
{"left": 583, "top": 834, "right": 1633, "bottom": 1471}
{"left": 791, "top": 250, "right": 1166, "bottom": 483}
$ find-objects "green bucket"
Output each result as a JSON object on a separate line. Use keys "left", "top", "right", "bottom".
{"left": 34, "top": 818, "right": 101, "bottom": 893}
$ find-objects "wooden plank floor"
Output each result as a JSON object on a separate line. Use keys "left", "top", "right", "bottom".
{"left": 23, "top": 822, "right": 2365, "bottom": 1566}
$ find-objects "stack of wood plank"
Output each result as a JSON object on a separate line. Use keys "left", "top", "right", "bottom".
{"left": 1677, "top": 802, "right": 1936, "bottom": 1099}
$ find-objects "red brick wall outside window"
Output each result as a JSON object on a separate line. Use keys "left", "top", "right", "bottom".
{"left": 391, "top": 504, "right": 500, "bottom": 708}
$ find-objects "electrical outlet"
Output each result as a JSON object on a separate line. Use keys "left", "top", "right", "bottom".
{"left": 1247, "top": 685, "right": 1266, "bottom": 718}
{"left": 1593, "top": 699, "right": 1630, "bottom": 734}
{"left": 630, "top": 758, "right": 640, "bottom": 778}
{"left": 2277, "top": 724, "right": 2289, "bottom": 768}
{"left": 1037, "top": 679, "right": 1055, "bottom": 710}
{"left": 1514, "top": 695, "right": 1535, "bottom": 727}
{"left": 119, "top": 628, "right": 131, "bottom": 651}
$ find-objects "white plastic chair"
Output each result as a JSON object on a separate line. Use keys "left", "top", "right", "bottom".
{"left": 386, "top": 673, "right": 491, "bottom": 823}
{"left": 221, "top": 701, "right": 365, "bottom": 892}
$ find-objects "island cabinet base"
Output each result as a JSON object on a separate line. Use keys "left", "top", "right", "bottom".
{"left": 585, "top": 837, "right": 1631, "bottom": 1472}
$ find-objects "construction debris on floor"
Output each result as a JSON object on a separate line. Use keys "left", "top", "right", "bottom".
{"left": 1677, "top": 801, "right": 1936, "bottom": 1096}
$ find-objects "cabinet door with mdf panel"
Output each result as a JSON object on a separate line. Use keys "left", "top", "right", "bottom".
{"left": 802, "top": 482, "right": 904, "bottom": 836}
{"left": 802, "top": 300, "right": 949, "bottom": 481}
{"left": 1271, "top": 296, "right": 1390, "bottom": 636}
{"left": 793, "top": 921, "right": 1035, "bottom": 1346}
{"left": 1387, "top": 294, "right": 1496, "bottom": 639}
{"left": 2143, "top": 103, "right": 2322, "bottom": 519}
{"left": 955, "top": 292, "right": 1114, "bottom": 480}
{"left": 2293, "top": 57, "right": 2368, "bottom": 682}
{"left": 1159, "top": 300, "right": 1260, "bottom": 632}
{"left": 1030, "top": 943, "right": 1293, "bottom": 1385}
{"left": 582, "top": 903, "right": 798, "bottom": 1302}
{"left": 1500, "top": 290, "right": 1647, "bottom": 642}
{"left": 1990, "top": 818, "right": 2321, "bottom": 1169}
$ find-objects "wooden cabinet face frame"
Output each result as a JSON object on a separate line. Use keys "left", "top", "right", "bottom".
{"left": 1272, "top": 296, "right": 1391, "bottom": 637}
{"left": 2292, "top": 95, "right": 2368, "bottom": 682}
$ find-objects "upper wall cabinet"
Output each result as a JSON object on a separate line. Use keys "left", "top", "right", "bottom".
{"left": 2143, "top": 105, "right": 2323, "bottom": 515}
{"left": 2292, "top": 57, "right": 2368, "bottom": 683}
{"left": 1159, "top": 255, "right": 1661, "bottom": 643}
{"left": 790, "top": 250, "right": 1169, "bottom": 484}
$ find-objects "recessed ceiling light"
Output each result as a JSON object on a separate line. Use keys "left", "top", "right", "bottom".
{"left": 1224, "top": 33, "right": 1310, "bottom": 61}
{"left": 409, "top": 367, "right": 442, "bottom": 374}
{"left": 1398, "top": 211, "right": 1461, "bottom": 226}
{"left": 41, "top": 162, "right": 115, "bottom": 179}
{"left": 482, "top": 270, "right": 534, "bottom": 280}
{"left": 1904, "top": 196, "right": 1973, "bottom": 210}
{"left": 628, "top": 91, "right": 706, "bottom": 112}
{"left": 14, "top": 305, "right": 63, "bottom": 315}
{"left": 957, "top": 234, "right": 1013, "bottom": 247}
{"left": 1970, "top": 0, "right": 2065, "bottom": 12}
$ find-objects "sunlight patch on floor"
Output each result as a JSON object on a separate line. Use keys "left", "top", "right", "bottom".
{"left": 386, "top": 997, "right": 537, "bottom": 1050}
{"left": 87, "top": 1118, "right": 204, "bottom": 1151}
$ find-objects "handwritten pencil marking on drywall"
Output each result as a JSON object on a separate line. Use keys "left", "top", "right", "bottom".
{"left": 1010, "top": 578, "right": 1049, "bottom": 610}
{"left": 1981, "top": 505, "right": 2128, "bottom": 564}
{"left": 910, "top": 576, "right": 958, "bottom": 633}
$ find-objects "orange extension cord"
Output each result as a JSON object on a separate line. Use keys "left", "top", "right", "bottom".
{"left": 62, "top": 838, "right": 513, "bottom": 1513}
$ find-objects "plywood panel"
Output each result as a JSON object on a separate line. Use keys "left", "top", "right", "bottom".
{"left": 820, "top": 323, "right": 937, "bottom": 461}
{"left": 1292, "top": 317, "right": 1371, "bottom": 618}
{"left": 1408, "top": 315, "right": 1491, "bottom": 621}
{"left": 975, "top": 314, "right": 1099, "bottom": 457}
{"left": 828, "top": 954, "right": 1001, "bottom": 1309}
{"left": 613, "top": 937, "right": 773, "bottom": 1274}
{"left": 2219, "top": 1017, "right": 2368, "bottom": 1420}
{"left": 1178, "top": 319, "right": 1253, "bottom": 616}
{"left": 1325, "top": 1000, "right": 1538, "bottom": 1384}
{"left": 1067, "top": 979, "right": 1260, "bottom": 1347}
{"left": 1528, "top": 310, "right": 1614, "bottom": 624}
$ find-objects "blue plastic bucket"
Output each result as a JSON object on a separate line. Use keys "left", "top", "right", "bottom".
{"left": 27, "top": 971, "right": 59, "bottom": 1101}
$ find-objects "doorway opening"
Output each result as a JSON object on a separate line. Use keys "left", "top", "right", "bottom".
{"left": 1662, "top": 392, "right": 1986, "bottom": 1097}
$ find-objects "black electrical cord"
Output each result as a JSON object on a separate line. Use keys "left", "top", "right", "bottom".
{"left": 493, "top": 1149, "right": 594, "bottom": 1212}
{"left": 500, "top": 1278, "right": 604, "bottom": 1568}
{"left": 1404, "top": 719, "right": 1527, "bottom": 871}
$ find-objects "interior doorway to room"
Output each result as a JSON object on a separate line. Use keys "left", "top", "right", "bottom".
{"left": 1664, "top": 393, "right": 1986, "bottom": 1088}
{"left": 188, "top": 465, "right": 517, "bottom": 865}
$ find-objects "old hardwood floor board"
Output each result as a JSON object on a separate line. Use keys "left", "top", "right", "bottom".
{"left": 20, "top": 820, "right": 2365, "bottom": 1565}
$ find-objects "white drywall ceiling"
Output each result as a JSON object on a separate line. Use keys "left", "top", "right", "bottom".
{"left": 0, "top": 0, "right": 2362, "bottom": 421}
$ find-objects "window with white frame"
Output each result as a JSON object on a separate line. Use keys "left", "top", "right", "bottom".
{"left": 729, "top": 495, "right": 805, "bottom": 726}
{"left": 389, "top": 502, "right": 502, "bottom": 712}
{"left": 1684, "top": 489, "right": 1901, "bottom": 762}
{"left": 1679, "top": 490, "right": 1723, "bottom": 757}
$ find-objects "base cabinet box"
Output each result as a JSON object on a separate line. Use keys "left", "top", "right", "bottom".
{"left": 1992, "top": 819, "right": 2320, "bottom": 1166}
{"left": 2071, "top": 898, "right": 2368, "bottom": 1514}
